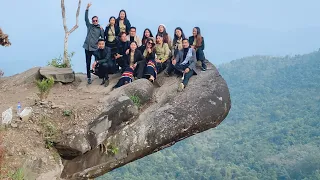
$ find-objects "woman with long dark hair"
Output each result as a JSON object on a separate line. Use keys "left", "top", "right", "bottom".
{"left": 105, "top": 16, "right": 120, "bottom": 56}
{"left": 156, "top": 24, "right": 172, "bottom": 49}
{"left": 143, "top": 38, "right": 157, "bottom": 83}
{"left": 189, "top": 27, "right": 206, "bottom": 71}
{"left": 139, "top": 28, "right": 155, "bottom": 52}
{"left": 172, "top": 27, "right": 185, "bottom": 59}
{"left": 116, "top": 9, "right": 131, "bottom": 35}
{"left": 126, "top": 41, "right": 146, "bottom": 79}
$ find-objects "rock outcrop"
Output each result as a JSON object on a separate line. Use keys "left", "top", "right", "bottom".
{"left": 58, "top": 62, "right": 231, "bottom": 179}
{"left": 40, "top": 67, "right": 75, "bottom": 83}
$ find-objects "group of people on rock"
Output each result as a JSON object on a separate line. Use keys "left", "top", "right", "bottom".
{"left": 83, "top": 3, "right": 207, "bottom": 91}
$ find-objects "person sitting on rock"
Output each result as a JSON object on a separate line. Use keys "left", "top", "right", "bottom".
{"left": 114, "top": 32, "right": 130, "bottom": 72}
{"left": 113, "top": 64, "right": 136, "bottom": 89}
{"left": 139, "top": 28, "right": 155, "bottom": 53}
{"left": 164, "top": 38, "right": 197, "bottom": 92}
{"left": 104, "top": 16, "right": 120, "bottom": 56}
{"left": 126, "top": 41, "right": 145, "bottom": 79}
{"left": 189, "top": 27, "right": 206, "bottom": 71}
{"left": 143, "top": 38, "right": 157, "bottom": 83}
{"left": 127, "top": 27, "right": 142, "bottom": 47}
{"left": 116, "top": 9, "right": 131, "bottom": 35}
{"left": 92, "top": 39, "right": 115, "bottom": 87}
{"left": 154, "top": 34, "right": 170, "bottom": 73}
{"left": 156, "top": 24, "right": 172, "bottom": 49}
{"left": 172, "top": 27, "right": 185, "bottom": 60}
{"left": 83, "top": 3, "right": 104, "bottom": 84}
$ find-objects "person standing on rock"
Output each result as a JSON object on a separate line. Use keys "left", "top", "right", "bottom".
{"left": 92, "top": 39, "right": 115, "bottom": 87}
{"left": 164, "top": 38, "right": 197, "bottom": 92}
{"left": 83, "top": 3, "right": 104, "bottom": 84}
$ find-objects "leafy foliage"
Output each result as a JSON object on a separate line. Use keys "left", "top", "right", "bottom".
{"left": 0, "top": 69, "right": 3, "bottom": 77}
{"left": 39, "top": 116, "right": 58, "bottom": 149}
{"left": 48, "top": 52, "right": 74, "bottom": 68}
{"left": 63, "top": 110, "right": 72, "bottom": 117}
{"left": 98, "top": 50, "right": 320, "bottom": 180}
{"left": 130, "top": 95, "right": 141, "bottom": 107}
{"left": 36, "top": 77, "right": 55, "bottom": 100}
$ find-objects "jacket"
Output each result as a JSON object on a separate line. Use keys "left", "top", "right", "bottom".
{"left": 188, "top": 36, "right": 205, "bottom": 50}
{"left": 83, "top": 10, "right": 104, "bottom": 51}
{"left": 126, "top": 35, "right": 142, "bottom": 47}
{"left": 93, "top": 47, "right": 112, "bottom": 64}
{"left": 116, "top": 18, "right": 131, "bottom": 34}
{"left": 116, "top": 40, "right": 130, "bottom": 55}
{"left": 126, "top": 49, "right": 145, "bottom": 67}
{"left": 175, "top": 48, "right": 197, "bottom": 74}
{"left": 155, "top": 43, "right": 170, "bottom": 63}
{"left": 104, "top": 25, "right": 120, "bottom": 42}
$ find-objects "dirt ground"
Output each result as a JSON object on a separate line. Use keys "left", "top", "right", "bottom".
{"left": 0, "top": 68, "right": 123, "bottom": 179}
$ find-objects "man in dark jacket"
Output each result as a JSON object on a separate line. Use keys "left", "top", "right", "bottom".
{"left": 114, "top": 32, "right": 130, "bottom": 72}
{"left": 165, "top": 38, "right": 197, "bottom": 92}
{"left": 93, "top": 39, "right": 115, "bottom": 87}
{"left": 83, "top": 3, "right": 104, "bottom": 84}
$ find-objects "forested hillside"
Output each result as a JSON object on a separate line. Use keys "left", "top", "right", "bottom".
{"left": 99, "top": 50, "right": 320, "bottom": 180}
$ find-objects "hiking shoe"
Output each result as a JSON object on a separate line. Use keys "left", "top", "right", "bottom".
{"left": 87, "top": 78, "right": 92, "bottom": 84}
{"left": 104, "top": 79, "right": 109, "bottom": 87}
{"left": 177, "top": 83, "right": 185, "bottom": 92}
{"left": 100, "top": 78, "right": 106, "bottom": 85}
{"left": 164, "top": 70, "right": 170, "bottom": 77}
{"left": 181, "top": 74, "right": 185, "bottom": 81}
{"left": 201, "top": 67, "right": 207, "bottom": 71}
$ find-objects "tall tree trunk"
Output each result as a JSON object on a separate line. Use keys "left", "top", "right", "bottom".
{"left": 64, "top": 33, "right": 69, "bottom": 67}
{"left": 61, "top": 0, "right": 81, "bottom": 68}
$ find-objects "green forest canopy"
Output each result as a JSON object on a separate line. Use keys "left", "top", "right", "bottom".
{"left": 99, "top": 50, "right": 320, "bottom": 180}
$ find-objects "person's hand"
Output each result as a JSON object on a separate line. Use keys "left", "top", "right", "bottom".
{"left": 184, "top": 68, "right": 190, "bottom": 73}
{"left": 125, "top": 49, "right": 130, "bottom": 55}
{"left": 172, "top": 59, "right": 176, "bottom": 65}
{"left": 100, "top": 27, "right": 103, "bottom": 30}
{"left": 86, "top": 3, "right": 92, "bottom": 10}
{"left": 191, "top": 45, "right": 195, "bottom": 49}
{"left": 147, "top": 48, "right": 152, "bottom": 53}
{"left": 114, "top": 54, "right": 121, "bottom": 59}
{"left": 156, "top": 59, "right": 162, "bottom": 63}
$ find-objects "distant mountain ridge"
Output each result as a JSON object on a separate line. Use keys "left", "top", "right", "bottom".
{"left": 99, "top": 50, "right": 320, "bottom": 180}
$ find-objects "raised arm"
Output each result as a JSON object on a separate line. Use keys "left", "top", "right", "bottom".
{"left": 85, "top": 3, "right": 92, "bottom": 27}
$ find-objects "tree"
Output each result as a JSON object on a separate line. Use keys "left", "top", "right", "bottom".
{"left": 61, "top": 0, "right": 81, "bottom": 67}
{"left": 0, "top": 28, "right": 11, "bottom": 47}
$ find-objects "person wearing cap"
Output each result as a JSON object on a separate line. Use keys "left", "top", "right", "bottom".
{"left": 126, "top": 27, "right": 142, "bottom": 47}
{"left": 189, "top": 27, "right": 207, "bottom": 71}
{"left": 92, "top": 39, "right": 115, "bottom": 87}
{"left": 154, "top": 34, "right": 170, "bottom": 73}
{"left": 156, "top": 24, "right": 172, "bottom": 50}
{"left": 83, "top": 3, "right": 104, "bottom": 84}
{"left": 164, "top": 38, "right": 198, "bottom": 92}
{"left": 143, "top": 38, "right": 157, "bottom": 83}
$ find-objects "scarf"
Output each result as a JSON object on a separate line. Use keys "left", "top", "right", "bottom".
{"left": 180, "top": 48, "right": 192, "bottom": 65}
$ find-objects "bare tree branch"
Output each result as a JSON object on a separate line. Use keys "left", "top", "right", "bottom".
{"left": 61, "top": 0, "right": 68, "bottom": 33}
{"left": 68, "top": 0, "right": 81, "bottom": 34}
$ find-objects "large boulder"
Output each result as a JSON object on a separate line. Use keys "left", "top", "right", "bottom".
{"left": 60, "top": 62, "right": 231, "bottom": 179}
{"left": 40, "top": 66, "right": 75, "bottom": 83}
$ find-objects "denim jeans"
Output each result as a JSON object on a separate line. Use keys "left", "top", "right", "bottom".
{"left": 167, "top": 63, "right": 194, "bottom": 86}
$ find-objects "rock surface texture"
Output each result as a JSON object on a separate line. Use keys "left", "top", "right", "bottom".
{"left": 58, "top": 62, "right": 231, "bottom": 179}
{"left": 40, "top": 67, "right": 75, "bottom": 83}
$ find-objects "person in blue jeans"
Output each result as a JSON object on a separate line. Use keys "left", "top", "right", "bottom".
{"left": 164, "top": 38, "right": 197, "bottom": 92}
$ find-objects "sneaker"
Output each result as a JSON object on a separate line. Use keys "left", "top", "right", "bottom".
{"left": 177, "top": 83, "right": 185, "bottom": 92}
{"left": 104, "top": 79, "right": 109, "bottom": 87}
{"left": 201, "top": 66, "right": 207, "bottom": 71}
{"left": 87, "top": 78, "right": 92, "bottom": 84}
